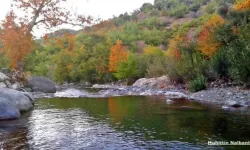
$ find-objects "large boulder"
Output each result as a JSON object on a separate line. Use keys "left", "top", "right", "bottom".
{"left": 133, "top": 76, "right": 170, "bottom": 89}
{"left": 0, "top": 98, "right": 20, "bottom": 120}
{"left": 0, "top": 88, "right": 34, "bottom": 120}
{"left": 27, "top": 76, "right": 56, "bottom": 93}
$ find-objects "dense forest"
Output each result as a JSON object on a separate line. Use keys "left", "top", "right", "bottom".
{"left": 0, "top": 0, "right": 250, "bottom": 92}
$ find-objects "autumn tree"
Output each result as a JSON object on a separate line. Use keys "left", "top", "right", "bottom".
{"left": 234, "top": 0, "right": 250, "bottom": 10}
{"left": 197, "top": 15, "right": 224, "bottom": 57}
{"left": 0, "top": 0, "right": 91, "bottom": 71}
{"left": 109, "top": 40, "right": 128, "bottom": 72}
{"left": 0, "top": 12, "right": 34, "bottom": 70}
{"left": 165, "top": 35, "right": 185, "bottom": 60}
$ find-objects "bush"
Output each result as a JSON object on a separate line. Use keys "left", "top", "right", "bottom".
{"left": 170, "top": 3, "right": 188, "bottom": 18}
{"left": 166, "top": 41, "right": 207, "bottom": 83}
{"left": 142, "top": 45, "right": 168, "bottom": 77}
{"left": 115, "top": 53, "right": 146, "bottom": 81}
{"left": 209, "top": 47, "right": 229, "bottom": 79}
{"left": 214, "top": 22, "right": 250, "bottom": 84}
{"left": 34, "top": 62, "right": 50, "bottom": 77}
{"left": 147, "top": 56, "right": 168, "bottom": 77}
{"left": 188, "top": 75, "right": 207, "bottom": 92}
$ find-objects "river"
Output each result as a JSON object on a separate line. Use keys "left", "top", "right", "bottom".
{"left": 1, "top": 96, "right": 250, "bottom": 149}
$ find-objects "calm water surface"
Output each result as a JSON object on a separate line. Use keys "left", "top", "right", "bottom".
{"left": 1, "top": 96, "right": 250, "bottom": 150}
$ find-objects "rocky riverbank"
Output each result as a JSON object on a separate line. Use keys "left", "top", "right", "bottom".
{"left": 52, "top": 86, "right": 188, "bottom": 99}
{"left": 190, "top": 88, "right": 250, "bottom": 108}
{"left": 38, "top": 76, "right": 250, "bottom": 109}
{"left": 1, "top": 72, "right": 250, "bottom": 120}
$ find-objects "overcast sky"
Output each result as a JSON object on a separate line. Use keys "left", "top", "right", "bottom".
{"left": 0, "top": 0, "right": 154, "bottom": 37}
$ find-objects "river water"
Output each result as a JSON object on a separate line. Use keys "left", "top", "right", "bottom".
{"left": 1, "top": 96, "right": 250, "bottom": 150}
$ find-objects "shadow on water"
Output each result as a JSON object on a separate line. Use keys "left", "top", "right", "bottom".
{"left": 0, "top": 112, "right": 31, "bottom": 150}
{"left": 1, "top": 96, "right": 250, "bottom": 149}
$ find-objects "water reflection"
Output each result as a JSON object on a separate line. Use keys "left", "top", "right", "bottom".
{"left": 1, "top": 96, "right": 250, "bottom": 149}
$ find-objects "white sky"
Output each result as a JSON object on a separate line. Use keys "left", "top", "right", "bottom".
{"left": 0, "top": 0, "right": 154, "bottom": 38}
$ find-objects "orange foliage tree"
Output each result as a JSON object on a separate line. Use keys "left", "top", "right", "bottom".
{"left": 109, "top": 40, "right": 128, "bottom": 72}
{"left": 197, "top": 15, "right": 224, "bottom": 57}
{"left": 0, "top": 0, "right": 91, "bottom": 71}
{"left": 234, "top": 0, "right": 250, "bottom": 10}
{"left": 166, "top": 35, "right": 185, "bottom": 60}
{"left": 0, "top": 12, "right": 34, "bottom": 70}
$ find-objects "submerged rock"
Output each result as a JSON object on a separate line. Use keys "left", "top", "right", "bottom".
{"left": 27, "top": 76, "right": 56, "bottom": 93}
{"left": 92, "top": 84, "right": 115, "bottom": 89}
{"left": 166, "top": 99, "right": 174, "bottom": 104}
{"left": 32, "top": 92, "right": 55, "bottom": 99}
{"left": 222, "top": 105, "right": 231, "bottom": 110}
{"left": 0, "top": 88, "right": 34, "bottom": 120}
{"left": 54, "top": 89, "right": 88, "bottom": 98}
{"left": 165, "top": 91, "right": 188, "bottom": 99}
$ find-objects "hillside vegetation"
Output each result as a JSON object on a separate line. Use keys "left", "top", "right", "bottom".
{"left": 1, "top": 0, "right": 250, "bottom": 91}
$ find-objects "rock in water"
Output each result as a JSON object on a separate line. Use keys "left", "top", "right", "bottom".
{"left": 54, "top": 89, "right": 87, "bottom": 98}
{"left": 27, "top": 76, "right": 56, "bottom": 93}
{"left": 165, "top": 91, "right": 188, "bottom": 99}
{"left": 0, "top": 98, "right": 20, "bottom": 120}
{"left": 166, "top": 99, "right": 174, "bottom": 104}
{"left": 0, "top": 88, "right": 34, "bottom": 120}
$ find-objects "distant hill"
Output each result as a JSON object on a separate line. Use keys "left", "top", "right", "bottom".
{"left": 47, "top": 29, "right": 81, "bottom": 38}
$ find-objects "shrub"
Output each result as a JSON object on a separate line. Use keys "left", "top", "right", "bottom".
{"left": 214, "top": 22, "right": 250, "bottom": 84}
{"left": 147, "top": 56, "right": 168, "bottom": 77}
{"left": 188, "top": 75, "right": 207, "bottom": 92}
{"left": 115, "top": 53, "right": 146, "bottom": 80}
{"left": 209, "top": 47, "right": 229, "bottom": 79}
{"left": 166, "top": 41, "right": 207, "bottom": 83}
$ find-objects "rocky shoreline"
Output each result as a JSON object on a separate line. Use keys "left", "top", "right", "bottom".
{"left": 1, "top": 73, "right": 250, "bottom": 120}
{"left": 95, "top": 85, "right": 250, "bottom": 108}
{"left": 46, "top": 84, "right": 250, "bottom": 109}
{"left": 190, "top": 88, "right": 250, "bottom": 108}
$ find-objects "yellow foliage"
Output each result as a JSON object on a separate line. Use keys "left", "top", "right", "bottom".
{"left": 165, "top": 35, "right": 184, "bottom": 60}
{"left": 234, "top": 0, "right": 250, "bottom": 10}
{"left": 144, "top": 45, "right": 162, "bottom": 55}
{"left": 198, "top": 15, "right": 224, "bottom": 57}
